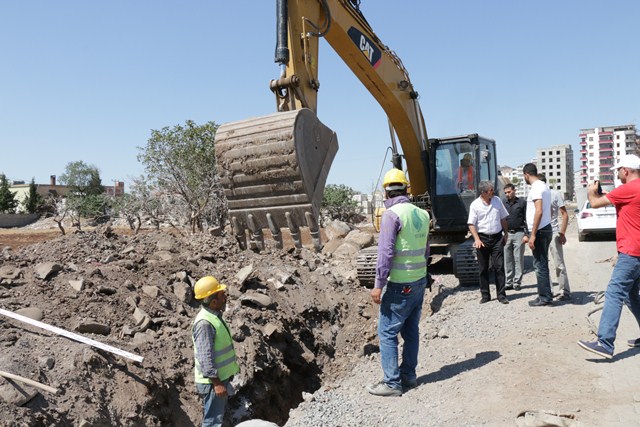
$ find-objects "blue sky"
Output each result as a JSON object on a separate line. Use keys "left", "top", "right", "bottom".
{"left": 1, "top": 1, "right": 639, "bottom": 193}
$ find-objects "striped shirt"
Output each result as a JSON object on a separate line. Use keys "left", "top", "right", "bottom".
{"left": 192, "top": 306, "right": 222, "bottom": 379}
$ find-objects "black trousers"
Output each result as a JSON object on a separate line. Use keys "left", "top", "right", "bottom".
{"left": 477, "top": 232, "right": 506, "bottom": 299}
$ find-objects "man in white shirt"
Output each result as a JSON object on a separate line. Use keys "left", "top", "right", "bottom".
{"left": 523, "top": 163, "right": 554, "bottom": 306}
{"left": 468, "top": 180, "right": 510, "bottom": 304}
{"left": 538, "top": 173, "right": 571, "bottom": 301}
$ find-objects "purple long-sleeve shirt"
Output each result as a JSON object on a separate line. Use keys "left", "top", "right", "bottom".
{"left": 374, "top": 195, "right": 429, "bottom": 289}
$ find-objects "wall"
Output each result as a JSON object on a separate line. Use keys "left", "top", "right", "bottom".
{"left": 0, "top": 213, "right": 40, "bottom": 228}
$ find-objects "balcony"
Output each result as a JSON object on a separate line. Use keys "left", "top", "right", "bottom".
{"left": 579, "top": 139, "right": 587, "bottom": 146}
{"left": 599, "top": 140, "right": 613, "bottom": 145}
{"left": 600, "top": 155, "right": 613, "bottom": 159}
{"left": 601, "top": 179, "right": 614, "bottom": 184}
{"left": 580, "top": 172, "right": 588, "bottom": 177}
{"left": 579, "top": 149, "right": 587, "bottom": 154}
{"left": 599, "top": 131, "right": 613, "bottom": 135}
{"left": 580, "top": 164, "right": 588, "bottom": 169}
{"left": 599, "top": 147, "right": 613, "bottom": 152}
{"left": 579, "top": 157, "right": 587, "bottom": 162}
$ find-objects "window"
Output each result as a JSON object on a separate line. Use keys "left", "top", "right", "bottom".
{"left": 589, "top": 137, "right": 593, "bottom": 141}
{"left": 588, "top": 145, "right": 593, "bottom": 149}
{"left": 541, "top": 151, "right": 546, "bottom": 156}
{"left": 616, "top": 135, "right": 620, "bottom": 139}
{"left": 542, "top": 158, "right": 545, "bottom": 163}
{"left": 549, "top": 165, "right": 553, "bottom": 169}
{"left": 541, "top": 165, "right": 546, "bottom": 170}
{"left": 557, "top": 178, "right": 561, "bottom": 182}
{"left": 556, "top": 158, "right": 560, "bottom": 162}
{"left": 556, "top": 151, "right": 560, "bottom": 155}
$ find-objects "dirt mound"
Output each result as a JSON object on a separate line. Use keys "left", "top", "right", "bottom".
{"left": 0, "top": 224, "right": 376, "bottom": 426}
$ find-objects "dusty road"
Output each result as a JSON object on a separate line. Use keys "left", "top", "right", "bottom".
{"left": 286, "top": 219, "right": 640, "bottom": 427}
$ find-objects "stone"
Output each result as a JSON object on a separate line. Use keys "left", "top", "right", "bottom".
{"left": 154, "top": 251, "right": 173, "bottom": 261}
{"left": 122, "top": 246, "right": 136, "bottom": 254}
{"left": 236, "top": 265, "right": 254, "bottom": 285}
{"left": 175, "top": 271, "right": 188, "bottom": 282}
{"left": 267, "top": 278, "right": 286, "bottom": 291}
{"left": 240, "top": 293, "right": 273, "bottom": 309}
{"left": 236, "top": 421, "right": 279, "bottom": 427}
{"left": 263, "top": 323, "right": 278, "bottom": 337}
{"left": 156, "top": 239, "right": 174, "bottom": 251}
{"left": 15, "top": 307, "right": 44, "bottom": 321}
{"left": 344, "top": 229, "right": 375, "bottom": 249}
{"left": 324, "top": 220, "right": 352, "bottom": 240}
{"left": 332, "top": 241, "right": 361, "bottom": 258}
{"left": 69, "top": 280, "right": 85, "bottom": 292}
{"left": 0, "top": 380, "right": 38, "bottom": 406}
{"left": 97, "top": 286, "right": 117, "bottom": 295}
{"left": 133, "top": 307, "right": 149, "bottom": 325}
{"left": 74, "top": 321, "right": 111, "bottom": 336}
{"left": 132, "top": 332, "right": 154, "bottom": 346}
{"left": 142, "top": 285, "right": 160, "bottom": 298}
{"left": 209, "top": 226, "right": 223, "bottom": 236}
{"left": 38, "top": 356, "right": 55, "bottom": 370}
{"left": 101, "top": 255, "right": 118, "bottom": 264}
{"left": 173, "top": 282, "right": 192, "bottom": 303}
{"left": 34, "top": 262, "right": 62, "bottom": 280}
{"left": 0, "top": 266, "right": 22, "bottom": 280}
{"left": 321, "top": 237, "right": 344, "bottom": 255}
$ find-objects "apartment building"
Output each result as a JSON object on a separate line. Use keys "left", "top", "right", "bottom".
{"left": 578, "top": 124, "right": 639, "bottom": 188}
{"left": 536, "top": 145, "right": 574, "bottom": 200}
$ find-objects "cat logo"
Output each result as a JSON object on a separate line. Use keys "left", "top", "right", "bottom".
{"left": 347, "top": 27, "right": 382, "bottom": 69}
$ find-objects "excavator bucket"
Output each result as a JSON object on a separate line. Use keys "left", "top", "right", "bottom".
{"left": 215, "top": 108, "right": 338, "bottom": 250}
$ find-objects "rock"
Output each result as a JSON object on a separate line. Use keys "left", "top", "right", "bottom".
{"left": 34, "top": 262, "right": 62, "bottom": 280}
{"left": 67, "top": 263, "right": 79, "bottom": 272}
{"left": 344, "top": 229, "right": 375, "bottom": 249}
{"left": 240, "top": 293, "right": 273, "bottom": 309}
{"left": 209, "top": 226, "right": 223, "bottom": 236}
{"left": 321, "top": 237, "right": 344, "bottom": 255}
{"left": 74, "top": 321, "right": 111, "bottom": 336}
{"left": 132, "top": 332, "right": 154, "bottom": 346}
{"left": 89, "top": 268, "right": 103, "bottom": 278}
{"left": 69, "top": 280, "right": 85, "bottom": 292}
{"left": 126, "top": 296, "right": 139, "bottom": 309}
{"left": 324, "top": 220, "right": 352, "bottom": 240}
{"left": 267, "top": 278, "right": 286, "bottom": 291}
{"left": 15, "top": 307, "right": 44, "bottom": 321}
{"left": 142, "top": 285, "right": 160, "bottom": 298}
{"left": 38, "top": 356, "right": 55, "bottom": 370}
{"left": 133, "top": 308, "right": 150, "bottom": 325}
{"left": 122, "top": 246, "right": 136, "bottom": 255}
{"left": 236, "top": 265, "right": 254, "bottom": 285}
{"left": 0, "top": 380, "right": 38, "bottom": 406}
{"left": 332, "top": 241, "right": 361, "bottom": 258}
{"left": 0, "top": 266, "right": 22, "bottom": 280}
{"left": 101, "top": 255, "right": 118, "bottom": 264}
{"left": 97, "top": 286, "right": 117, "bottom": 295}
{"left": 154, "top": 251, "right": 173, "bottom": 261}
{"left": 263, "top": 323, "right": 278, "bottom": 337}
{"left": 173, "top": 282, "right": 193, "bottom": 303}
{"left": 156, "top": 239, "right": 174, "bottom": 251}
{"left": 175, "top": 271, "right": 188, "bottom": 282}
{"left": 236, "top": 421, "right": 279, "bottom": 427}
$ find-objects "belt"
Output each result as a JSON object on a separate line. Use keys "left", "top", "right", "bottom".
{"left": 508, "top": 229, "right": 524, "bottom": 233}
{"left": 478, "top": 232, "right": 502, "bottom": 238}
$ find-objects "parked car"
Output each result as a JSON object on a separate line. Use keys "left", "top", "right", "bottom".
{"left": 576, "top": 200, "right": 617, "bottom": 241}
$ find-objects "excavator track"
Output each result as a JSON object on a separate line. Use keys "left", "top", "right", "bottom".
{"left": 452, "top": 239, "right": 479, "bottom": 286}
{"left": 215, "top": 109, "right": 338, "bottom": 250}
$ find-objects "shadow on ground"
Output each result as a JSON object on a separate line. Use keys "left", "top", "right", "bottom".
{"left": 416, "top": 351, "right": 500, "bottom": 385}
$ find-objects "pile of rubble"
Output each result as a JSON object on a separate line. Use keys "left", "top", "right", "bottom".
{"left": 0, "top": 221, "right": 378, "bottom": 426}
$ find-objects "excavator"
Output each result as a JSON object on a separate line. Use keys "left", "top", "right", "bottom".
{"left": 214, "top": 0, "right": 503, "bottom": 285}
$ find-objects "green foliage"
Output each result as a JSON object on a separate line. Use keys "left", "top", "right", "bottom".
{"left": 321, "top": 184, "right": 360, "bottom": 223}
{"left": 0, "top": 174, "right": 18, "bottom": 214}
{"left": 137, "top": 120, "right": 226, "bottom": 232}
{"left": 59, "top": 161, "right": 104, "bottom": 196}
{"left": 22, "top": 178, "right": 44, "bottom": 214}
{"left": 511, "top": 176, "right": 520, "bottom": 185}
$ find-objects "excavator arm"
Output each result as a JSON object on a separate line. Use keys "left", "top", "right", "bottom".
{"left": 215, "top": 0, "right": 430, "bottom": 249}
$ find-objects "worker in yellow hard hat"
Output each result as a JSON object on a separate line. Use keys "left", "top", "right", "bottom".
{"left": 191, "top": 276, "right": 239, "bottom": 427}
{"left": 366, "top": 168, "right": 430, "bottom": 397}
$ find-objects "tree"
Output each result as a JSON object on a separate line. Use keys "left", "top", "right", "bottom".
{"left": 0, "top": 174, "right": 18, "bottom": 214}
{"left": 59, "top": 161, "right": 107, "bottom": 221}
{"left": 22, "top": 178, "right": 44, "bottom": 214}
{"left": 511, "top": 177, "right": 520, "bottom": 185}
{"left": 59, "top": 161, "right": 104, "bottom": 196}
{"left": 321, "top": 184, "right": 360, "bottom": 224}
{"left": 137, "top": 120, "right": 226, "bottom": 232}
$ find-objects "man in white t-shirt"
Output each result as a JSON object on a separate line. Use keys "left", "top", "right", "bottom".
{"left": 538, "top": 173, "right": 571, "bottom": 301}
{"left": 523, "top": 163, "right": 554, "bottom": 306}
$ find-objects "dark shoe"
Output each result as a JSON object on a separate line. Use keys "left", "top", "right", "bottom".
{"left": 528, "top": 298, "right": 553, "bottom": 307}
{"left": 498, "top": 296, "right": 509, "bottom": 304}
{"left": 555, "top": 294, "right": 571, "bottom": 301}
{"left": 366, "top": 382, "right": 402, "bottom": 397}
{"left": 505, "top": 285, "right": 514, "bottom": 290}
{"left": 577, "top": 340, "right": 613, "bottom": 359}
{"left": 480, "top": 297, "right": 491, "bottom": 304}
{"left": 628, "top": 338, "right": 640, "bottom": 348}
{"left": 513, "top": 284, "right": 521, "bottom": 291}
{"left": 401, "top": 377, "right": 418, "bottom": 389}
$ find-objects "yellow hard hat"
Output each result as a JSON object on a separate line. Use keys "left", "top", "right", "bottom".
{"left": 382, "top": 168, "right": 409, "bottom": 190}
{"left": 194, "top": 276, "right": 227, "bottom": 300}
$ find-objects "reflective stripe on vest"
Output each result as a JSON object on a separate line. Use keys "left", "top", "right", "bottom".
{"left": 388, "top": 202, "right": 430, "bottom": 283}
{"left": 192, "top": 308, "right": 240, "bottom": 383}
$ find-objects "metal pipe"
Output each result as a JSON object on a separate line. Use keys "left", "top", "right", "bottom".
{"left": 275, "top": 0, "right": 289, "bottom": 66}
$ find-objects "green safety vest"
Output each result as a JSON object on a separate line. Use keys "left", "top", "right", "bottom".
{"left": 388, "top": 202, "right": 430, "bottom": 283}
{"left": 192, "top": 308, "right": 240, "bottom": 383}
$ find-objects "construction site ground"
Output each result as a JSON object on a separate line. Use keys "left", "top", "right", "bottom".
{"left": 1, "top": 212, "right": 639, "bottom": 426}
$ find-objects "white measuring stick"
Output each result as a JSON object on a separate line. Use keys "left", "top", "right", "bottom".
{"left": 0, "top": 308, "right": 144, "bottom": 363}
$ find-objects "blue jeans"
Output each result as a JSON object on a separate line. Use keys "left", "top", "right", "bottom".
{"left": 532, "top": 225, "right": 553, "bottom": 302}
{"left": 597, "top": 253, "right": 640, "bottom": 353}
{"left": 196, "top": 383, "right": 227, "bottom": 427}
{"left": 378, "top": 277, "right": 426, "bottom": 390}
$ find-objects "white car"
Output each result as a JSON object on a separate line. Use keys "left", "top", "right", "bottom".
{"left": 576, "top": 201, "right": 617, "bottom": 241}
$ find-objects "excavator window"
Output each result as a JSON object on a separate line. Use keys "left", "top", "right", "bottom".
{"left": 434, "top": 143, "right": 476, "bottom": 195}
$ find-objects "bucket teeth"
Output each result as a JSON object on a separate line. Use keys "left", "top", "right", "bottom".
{"left": 266, "top": 213, "right": 283, "bottom": 249}
{"left": 286, "top": 212, "right": 302, "bottom": 249}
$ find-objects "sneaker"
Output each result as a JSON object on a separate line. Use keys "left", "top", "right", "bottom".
{"left": 505, "top": 285, "right": 514, "bottom": 290}
{"left": 498, "top": 296, "right": 509, "bottom": 304}
{"left": 401, "top": 377, "right": 418, "bottom": 389}
{"left": 555, "top": 294, "right": 571, "bottom": 301}
{"left": 366, "top": 382, "right": 402, "bottom": 397}
{"left": 528, "top": 298, "right": 553, "bottom": 307}
{"left": 577, "top": 340, "right": 613, "bottom": 359}
{"left": 628, "top": 338, "right": 640, "bottom": 348}
{"left": 513, "top": 284, "right": 521, "bottom": 291}
{"left": 479, "top": 297, "right": 491, "bottom": 304}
